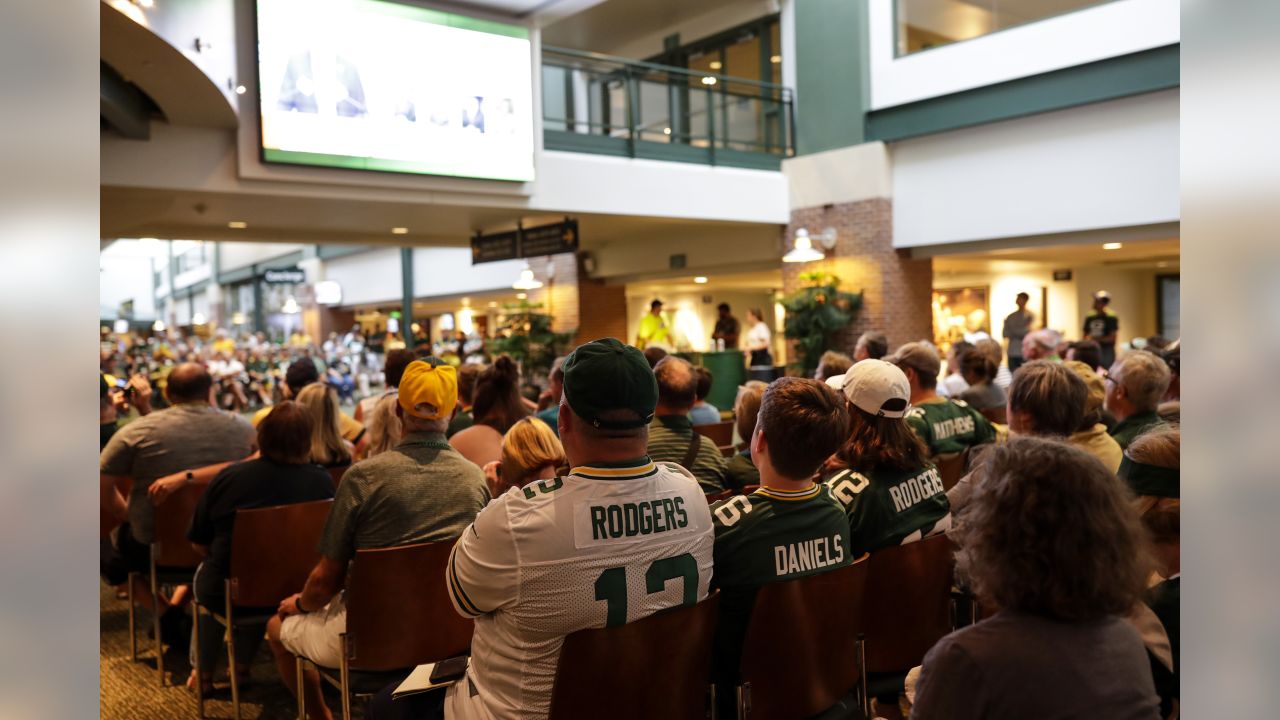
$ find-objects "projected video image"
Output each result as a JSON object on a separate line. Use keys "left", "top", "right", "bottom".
{"left": 256, "top": 0, "right": 535, "bottom": 182}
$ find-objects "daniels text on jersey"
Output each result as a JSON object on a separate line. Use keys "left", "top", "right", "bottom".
{"left": 774, "top": 534, "right": 846, "bottom": 576}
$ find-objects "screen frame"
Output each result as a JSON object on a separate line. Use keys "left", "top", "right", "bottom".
{"left": 251, "top": 0, "right": 536, "bottom": 183}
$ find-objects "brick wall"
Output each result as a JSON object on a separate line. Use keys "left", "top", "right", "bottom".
{"left": 574, "top": 255, "right": 629, "bottom": 344}
{"left": 526, "top": 254, "right": 580, "bottom": 335}
{"left": 782, "top": 198, "right": 933, "bottom": 364}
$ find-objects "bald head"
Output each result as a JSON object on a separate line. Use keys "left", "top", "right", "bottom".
{"left": 654, "top": 356, "right": 696, "bottom": 413}
{"left": 165, "top": 362, "right": 213, "bottom": 404}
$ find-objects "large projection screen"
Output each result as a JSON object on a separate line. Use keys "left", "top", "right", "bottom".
{"left": 255, "top": 0, "right": 535, "bottom": 182}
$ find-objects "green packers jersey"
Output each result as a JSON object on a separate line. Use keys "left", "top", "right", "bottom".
{"left": 708, "top": 485, "right": 852, "bottom": 707}
{"left": 905, "top": 397, "right": 996, "bottom": 456}
{"left": 823, "top": 464, "right": 952, "bottom": 558}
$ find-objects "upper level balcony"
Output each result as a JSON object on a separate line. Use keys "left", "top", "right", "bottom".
{"left": 542, "top": 47, "right": 795, "bottom": 171}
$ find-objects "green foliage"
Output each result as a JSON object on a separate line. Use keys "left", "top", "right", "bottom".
{"left": 487, "top": 300, "right": 576, "bottom": 379}
{"left": 781, "top": 271, "right": 862, "bottom": 373}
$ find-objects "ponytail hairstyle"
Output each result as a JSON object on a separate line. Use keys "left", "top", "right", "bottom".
{"left": 471, "top": 355, "right": 530, "bottom": 434}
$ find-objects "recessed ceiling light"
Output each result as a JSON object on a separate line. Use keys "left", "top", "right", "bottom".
{"left": 228, "top": 221, "right": 247, "bottom": 229}
{"left": 391, "top": 227, "right": 408, "bottom": 234}
{"left": 770, "top": 55, "right": 782, "bottom": 64}
{"left": 1157, "top": 261, "right": 1169, "bottom": 268}
{"left": 694, "top": 276, "right": 708, "bottom": 284}
{"left": 487, "top": 301, "right": 498, "bottom": 308}
{"left": 1102, "top": 242, "right": 1122, "bottom": 250}
{"left": 137, "top": 0, "right": 154, "bottom": 7}
{"left": 663, "top": 127, "right": 672, "bottom": 135}
{"left": 234, "top": 84, "right": 247, "bottom": 95}
{"left": 516, "top": 292, "right": 528, "bottom": 300}
{"left": 701, "top": 76, "right": 717, "bottom": 86}
{"left": 709, "top": 61, "right": 722, "bottom": 70}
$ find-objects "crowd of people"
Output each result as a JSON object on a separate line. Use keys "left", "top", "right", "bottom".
{"left": 100, "top": 315, "right": 1181, "bottom": 720}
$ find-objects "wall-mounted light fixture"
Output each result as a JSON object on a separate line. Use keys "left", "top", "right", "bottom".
{"left": 783, "top": 227, "right": 837, "bottom": 263}
{"left": 512, "top": 263, "right": 543, "bottom": 290}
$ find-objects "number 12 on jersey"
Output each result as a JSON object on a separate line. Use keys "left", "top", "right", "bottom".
{"left": 593, "top": 553, "right": 699, "bottom": 627}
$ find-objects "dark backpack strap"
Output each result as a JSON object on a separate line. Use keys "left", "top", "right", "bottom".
{"left": 682, "top": 432, "right": 702, "bottom": 470}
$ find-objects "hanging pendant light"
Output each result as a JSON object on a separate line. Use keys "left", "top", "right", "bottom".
{"left": 512, "top": 263, "right": 543, "bottom": 290}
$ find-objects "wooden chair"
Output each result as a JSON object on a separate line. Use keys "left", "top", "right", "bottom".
{"left": 548, "top": 593, "right": 719, "bottom": 720}
{"left": 705, "top": 489, "right": 735, "bottom": 504}
{"left": 979, "top": 406, "right": 1007, "bottom": 425}
{"left": 298, "top": 541, "right": 474, "bottom": 720}
{"left": 737, "top": 555, "right": 872, "bottom": 719}
{"left": 193, "top": 499, "right": 333, "bottom": 719}
{"left": 857, "top": 534, "right": 956, "bottom": 675}
{"left": 694, "top": 421, "right": 734, "bottom": 448}
{"left": 719, "top": 444, "right": 737, "bottom": 458}
{"left": 934, "top": 449, "right": 970, "bottom": 492}
{"left": 326, "top": 463, "right": 351, "bottom": 489}
{"left": 127, "top": 480, "right": 204, "bottom": 686}
{"left": 739, "top": 484, "right": 760, "bottom": 496}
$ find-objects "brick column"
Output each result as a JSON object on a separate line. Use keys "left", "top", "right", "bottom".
{"left": 781, "top": 198, "right": 933, "bottom": 364}
{"left": 574, "top": 256, "right": 629, "bottom": 344}
{"left": 526, "top": 253, "right": 580, "bottom": 335}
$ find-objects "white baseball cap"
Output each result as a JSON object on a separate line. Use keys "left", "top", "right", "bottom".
{"left": 825, "top": 359, "right": 912, "bottom": 419}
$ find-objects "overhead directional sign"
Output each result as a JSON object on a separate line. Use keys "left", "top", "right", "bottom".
{"left": 471, "top": 219, "right": 580, "bottom": 264}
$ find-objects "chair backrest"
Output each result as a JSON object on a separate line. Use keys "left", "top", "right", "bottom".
{"left": 934, "top": 449, "right": 969, "bottom": 491}
{"left": 857, "top": 534, "right": 956, "bottom": 673}
{"left": 549, "top": 593, "right": 719, "bottom": 720}
{"left": 719, "top": 445, "right": 736, "bottom": 458}
{"left": 693, "top": 421, "right": 734, "bottom": 448}
{"left": 345, "top": 541, "right": 474, "bottom": 671}
{"left": 228, "top": 499, "right": 334, "bottom": 607}
{"left": 739, "top": 555, "right": 871, "bottom": 719}
{"left": 980, "top": 406, "right": 1007, "bottom": 425}
{"left": 705, "top": 489, "right": 734, "bottom": 504}
{"left": 152, "top": 481, "right": 206, "bottom": 568}
{"left": 327, "top": 464, "right": 351, "bottom": 489}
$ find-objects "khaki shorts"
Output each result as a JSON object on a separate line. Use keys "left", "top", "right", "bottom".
{"left": 280, "top": 595, "right": 346, "bottom": 669}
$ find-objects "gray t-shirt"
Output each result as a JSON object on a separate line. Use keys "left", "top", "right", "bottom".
{"left": 317, "top": 431, "right": 489, "bottom": 564}
{"left": 956, "top": 382, "right": 1006, "bottom": 412}
{"left": 912, "top": 611, "right": 1160, "bottom": 720}
{"left": 1002, "top": 309, "right": 1034, "bottom": 357}
{"left": 100, "top": 403, "right": 256, "bottom": 544}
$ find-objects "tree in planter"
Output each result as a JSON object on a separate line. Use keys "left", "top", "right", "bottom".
{"left": 487, "top": 299, "right": 576, "bottom": 383}
{"left": 781, "top": 271, "right": 863, "bottom": 375}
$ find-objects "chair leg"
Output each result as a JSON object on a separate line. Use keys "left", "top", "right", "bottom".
{"left": 226, "top": 591, "right": 241, "bottom": 720}
{"left": 296, "top": 656, "right": 307, "bottom": 720}
{"left": 736, "top": 683, "right": 749, "bottom": 720}
{"left": 708, "top": 684, "right": 717, "bottom": 720}
{"left": 857, "top": 634, "right": 870, "bottom": 720}
{"left": 150, "top": 552, "right": 164, "bottom": 686}
{"left": 193, "top": 602, "right": 205, "bottom": 719}
{"left": 340, "top": 636, "right": 352, "bottom": 720}
{"left": 127, "top": 572, "right": 138, "bottom": 661}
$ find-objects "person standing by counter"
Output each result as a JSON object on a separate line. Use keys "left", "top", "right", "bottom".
{"left": 711, "top": 303, "right": 740, "bottom": 349}
{"left": 744, "top": 308, "right": 774, "bottom": 382}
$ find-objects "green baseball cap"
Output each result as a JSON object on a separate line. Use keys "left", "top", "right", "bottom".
{"left": 562, "top": 337, "right": 657, "bottom": 429}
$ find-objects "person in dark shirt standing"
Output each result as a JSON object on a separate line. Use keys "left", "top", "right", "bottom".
{"left": 711, "top": 302, "right": 741, "bottom": 349}
{"left": 1083, "top": 290, "right": 1120, "bottom": 368}
{"left": 1002, "top": 292, "right": 1035, "bottom": 372}
{"left": 185, "top": 401, "right": 335, "bottom": 692}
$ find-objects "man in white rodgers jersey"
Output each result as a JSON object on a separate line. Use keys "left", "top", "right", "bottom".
{"left": 371, "top": 337, "right": 714, "bottom": 720}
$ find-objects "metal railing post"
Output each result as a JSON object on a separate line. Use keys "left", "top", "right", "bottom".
{"left": 625, "top": 66, "right": 637, "bottom": 158}
{"left": 705, "top": 85, "right": 716, "bottom": 166}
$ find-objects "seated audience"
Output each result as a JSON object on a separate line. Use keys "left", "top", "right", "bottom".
{"left": 1157, "top": 400, "right": 1180, "bottom": 425}
{"left": 725, "top": 382, "right": 766, "bottom": 490}
{"left": 100, "top": 363, "right": 257, "bottom": 643}
{"left": 814, "top": 350, "right": 854, "bottom": 382}
{"left": 1065, "top": 339, "right": 1103, "bottom": 371}
{"left": 955, "top": 347, "right": 1005, "bottom": 412}
{"left": 253, "top": 358, "right": 367, "bottom": 454}
{"left": 1021, "top": 329, "right": 1062, "bottom": 362}
{"left": 295, "top": 383, "right": 354, "bottom": 470}
{"left": 449, "top": 356, "right": 530, "bottom": 467}
{"left": 1065, "top": 360, "right": 1123, "bottom": 473}
{"left": 709, "top": 378, "right": 852, "bottom": 716}
{"left": 938, "top": 341, "right": 973, "bottom": 398}
{"left": 185, "top": 402, "right": 335, "bottom": 692}
{"left": 1121, "top": 428, "right": 1180, "bottom": 717}
{"left": 646, "top": 356, "right": 729, "bottom": 492}
{"left": 642, "top": 345, "right": 668, "bottom": 369}
{"left": 974, "top": 338, "right": 1012, "bottom": 391}
{"left": 446, "top": 362, "right": 484, "bottom": 438}
{"left": 889, "top": 342, "right": 996, "bottom": 457}
{"left": 1156, "top": 340, "right": 1179, "bottom": 401}
{"left": 266, "top": 359, "right": 488, "bottom": 720}
{"left": 1005, "top": 361, "right": 1088, "bottom": 440}
{"left": 823, "top": 360, "right": 951, "bottom": 557}
{"left": 689, "top": 366, "right": 721, "bottom": 425}
{"left": 482, "top": 417, "right": 567, "bottom": 497}
{"left": 371, "top": 338, "right": 715, "bottom": 720}
{"left": 1106, "top": 350, "right": 1172, "bottom": 449}
{"left": 355, "top": 348, "right": 413, "bottom": 423}
{"left": 535, "top": 357, "right": 566, "bottom": 435}
{"left": 363, "top": 393, "right": 402, "bottom": 458}
{"left": 911, "top": 438, "right": 1161, "bottom": 720}
{"left": 854, "top": 331, "right": 889, "bottom": 361}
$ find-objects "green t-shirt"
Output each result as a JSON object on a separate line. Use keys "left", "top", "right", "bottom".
{"left": 905, "top": 397, "right": 996, "bottom": 456}
{"left": 823, "top": 463, "right": 951, "bottom": 558}
{"left": 1110, "top": 410, "right": 1165, "bottom": 450}
{"left": 446, "top": 409, "right": 474, "bottom": 439}
{"left": 708, "top": 485, "right": 853, "bottom": 702}
{"left": 724, "top": 450, "right": 759, "bottom": 491}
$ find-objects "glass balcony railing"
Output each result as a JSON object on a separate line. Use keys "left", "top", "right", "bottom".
{"left": 542, "top": 46, "right": 794, "bottom": 170}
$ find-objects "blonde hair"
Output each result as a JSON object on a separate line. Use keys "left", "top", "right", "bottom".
{"left": 497, "top": 417, "right": 567, "bottom": 495}
{"left": 365, "top": 394, "right": 402, "bottom": 458}
{"left": 734, "top": 383, "right": 766, "bottom": 448}
{"left": 295, "top": 383, "right": 351, "bottom": 466}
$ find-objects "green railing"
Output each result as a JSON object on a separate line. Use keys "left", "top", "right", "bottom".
{"left": 542, "top": 46, "right": 795, "bottom": 170}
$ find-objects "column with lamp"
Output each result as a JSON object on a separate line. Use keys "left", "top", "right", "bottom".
{"left": 782, "top": 227, "right": 837, "bottom": 263}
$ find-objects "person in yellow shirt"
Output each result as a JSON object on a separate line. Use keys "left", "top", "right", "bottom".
{"left": 635, "top": 299, "right": 670, "bottom": 349}
{"left": 212, "top": 329, "right": 236, "bottom": 355}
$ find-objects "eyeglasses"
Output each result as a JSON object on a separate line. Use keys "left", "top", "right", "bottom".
{"left": 1098, "top": 368, "right": 1118, "bottom": 385}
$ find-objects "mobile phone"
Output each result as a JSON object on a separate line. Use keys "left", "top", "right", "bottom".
{"left": 428, "top": 656, "right": 469, "bottom": 685}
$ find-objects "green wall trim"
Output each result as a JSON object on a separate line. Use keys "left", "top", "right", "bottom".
{"left": 219, "top": 266, "right": 255, "bottom": 284}
{"left": 866, "top": 44, "right": 1180, "bottom": 143}
{"left": 317, "top": 244, "right": 371, "bottom": 261}
{"left": 794, "top": 0, "right": 869, "bottom": 155}
{"left": 544, "top": 131, "right": 631, "bottom": 157}
{"left": 543, "top": 130, "right": 782, "bottom": 171}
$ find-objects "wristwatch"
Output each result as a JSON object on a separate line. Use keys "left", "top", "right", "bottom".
{"left": 184, "top": 470, "right": 195, "bottom": 486}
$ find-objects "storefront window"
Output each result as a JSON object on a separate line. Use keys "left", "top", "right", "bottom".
{"left": 224, "top": 282, "right": 256, "bottom": 331}
{"left": 896, "top": 0, "right": 1117, "bottom": 56}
